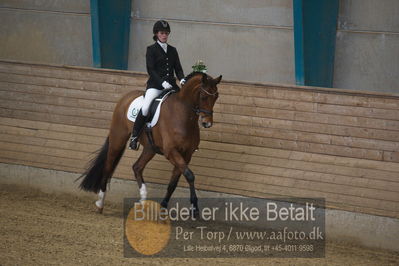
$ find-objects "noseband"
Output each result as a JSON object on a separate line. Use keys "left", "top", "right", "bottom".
{"left": 193, "top": 107, "right": 213, "bottom": 116}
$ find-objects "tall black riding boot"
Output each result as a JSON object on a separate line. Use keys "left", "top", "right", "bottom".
{"left": 129, "top": 110, "right": 147, "bottom": 150}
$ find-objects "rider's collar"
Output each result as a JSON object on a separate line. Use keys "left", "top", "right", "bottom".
{"left": 157, "top": 40, "right": 168, "bottom": 52}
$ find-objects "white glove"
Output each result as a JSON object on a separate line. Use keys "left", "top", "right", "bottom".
{"left": 180, "top": 79, "right": 186, "bottom": 86}
{"left": 162, "top": 81, "right": 173, "bottom": 89}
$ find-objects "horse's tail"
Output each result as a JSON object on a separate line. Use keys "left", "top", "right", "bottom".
{"left": 78, "top": 136, "right": 125, "bottom": 193}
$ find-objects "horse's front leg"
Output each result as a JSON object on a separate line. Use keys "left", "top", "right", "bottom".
{"left": 184, "top": 168, "right": 199, "bottom": 218}
{"left": 165, "top": 149, "right": 199, "bottom": 218}
{"left": 161, "top": 166, "right": 181, "bottom": 208}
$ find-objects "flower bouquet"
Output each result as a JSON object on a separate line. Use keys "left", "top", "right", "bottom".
{"left": 192, "top": 60, "right": 207, "bottom": 73}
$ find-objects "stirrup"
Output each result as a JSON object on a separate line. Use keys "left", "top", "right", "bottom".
{"left": 129, "top": 136, "right": 140, "bottom": 150}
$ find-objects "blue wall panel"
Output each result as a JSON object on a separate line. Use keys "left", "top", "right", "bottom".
{"left": 293, "top": 0, "right": 339, "bottom": 87}
{"left": 90, "top": 0, "right": 131, "bottom": 70}
{"left": 90, "top": 0, "right": 101, "bottom": 68}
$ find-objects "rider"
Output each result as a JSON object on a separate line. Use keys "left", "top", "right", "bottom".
{"left": 129, "top": 20, "right": 186, "bottom": 150}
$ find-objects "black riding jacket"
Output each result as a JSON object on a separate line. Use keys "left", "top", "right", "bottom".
{"left": 146, "top": 42, "right": 184, "bottom": 90}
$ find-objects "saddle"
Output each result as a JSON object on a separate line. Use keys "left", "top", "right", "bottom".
{"left": 127, "top": 89, "right": 177, "bottom": 154}
{"left": 127, "top": 88, "right": 175, "bottom": 127}
{"left": 144, "top": 88, "right": 176, "bottom": 155}
{"left": 145, "top": 88, "right": 175, "bottom": 122}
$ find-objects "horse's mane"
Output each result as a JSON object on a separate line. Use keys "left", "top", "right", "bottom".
{"left": 183, "top": 71, "right": 206, "bottom": 83}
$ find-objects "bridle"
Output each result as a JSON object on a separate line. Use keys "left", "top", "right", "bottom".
{"left": 200, "top": 86, "right": 218, "bottom": 96}
{"left": 193, "top": 107, "right": 213, "bottom": 117}
{"left": 193, "top": 85, "right": 218, "bottom": 117}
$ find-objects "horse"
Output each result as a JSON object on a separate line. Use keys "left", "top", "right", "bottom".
{"left": 78, "top": 72, "right": 222, "bottom": 216}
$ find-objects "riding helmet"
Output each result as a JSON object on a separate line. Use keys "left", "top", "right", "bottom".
{"left": 153, "top": 20, "right": 171, "bottom": 34}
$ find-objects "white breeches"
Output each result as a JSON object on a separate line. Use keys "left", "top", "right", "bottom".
{"left": 142, "top": 88, "right": 162, "bottom": 116}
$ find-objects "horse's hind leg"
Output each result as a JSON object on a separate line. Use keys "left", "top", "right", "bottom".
{"left": 96, "top": 129, "right": 129, "bottom": 213}
{"left": 133, "top": 146, "right": 156, "bottom": 202}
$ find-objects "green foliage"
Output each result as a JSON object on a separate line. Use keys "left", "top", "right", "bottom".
{"left": 192, "top": 60, "right": 207, "bottom": 73}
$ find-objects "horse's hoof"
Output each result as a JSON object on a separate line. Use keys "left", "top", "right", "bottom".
{"left": 192, "top": 208, "right": 200, "bottom": 219}
{"left": 139, "top": 198, "right": 147, "bottom": 204}
{"left": 160, "top": 200, "right": 168, "bottom": 208}
{"left": 95, "top": 205, "right": 103, "bottom": 214}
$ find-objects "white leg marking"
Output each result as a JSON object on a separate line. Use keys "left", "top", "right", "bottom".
{"left": 95, "top": 190, "right": 106, "bottom": 209}
{"left": 140, "top": 183, "right": 147, "bottom": 202}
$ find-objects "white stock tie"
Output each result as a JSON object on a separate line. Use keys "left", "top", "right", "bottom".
{"left": 157, "top": 40, "right": 167, "bottom": 53}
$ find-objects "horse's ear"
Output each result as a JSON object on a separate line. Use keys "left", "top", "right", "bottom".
{"left": 215, "top": 75, "right": 222, "bottom": 84}
{"left": 201, "top": 73, "right": 208, "bottom": 85}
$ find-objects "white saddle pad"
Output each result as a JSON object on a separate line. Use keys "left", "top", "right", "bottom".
{"left": 126, "top": 93, "right": 170, "bottom": 128}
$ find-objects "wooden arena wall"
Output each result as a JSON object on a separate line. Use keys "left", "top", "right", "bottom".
{"left": 0, "top": 60, "right": 398, "bottom": 218}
